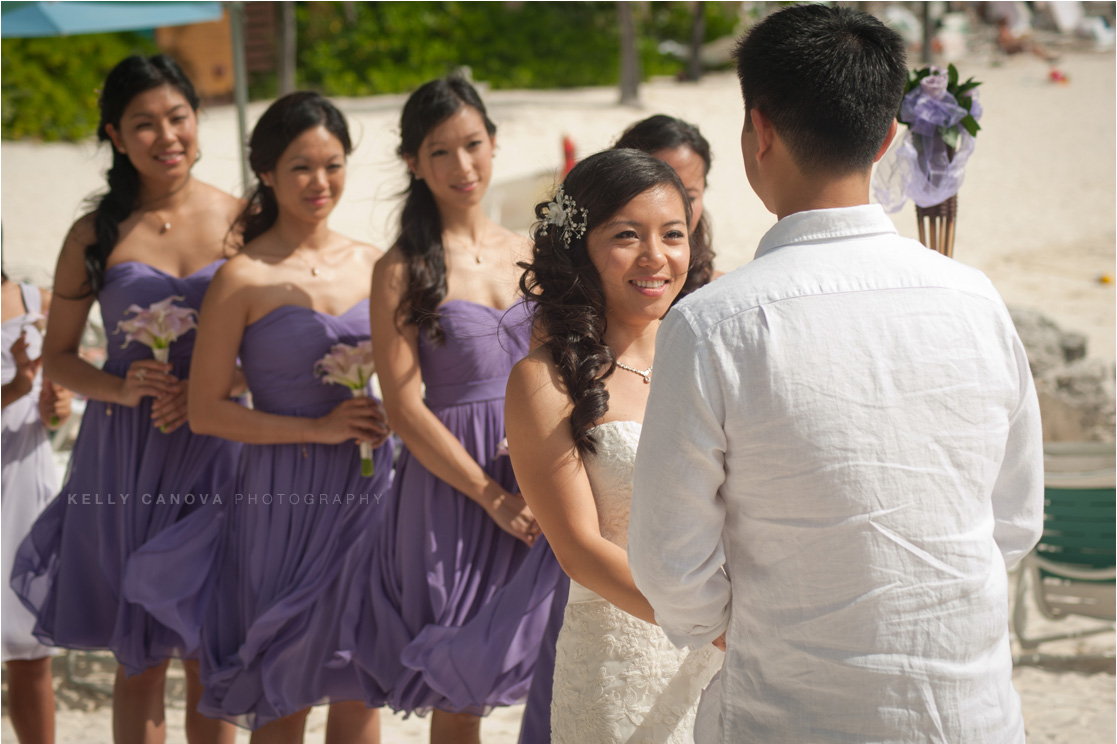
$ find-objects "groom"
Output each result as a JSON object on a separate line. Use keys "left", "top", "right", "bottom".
{"left": 628, "top": 5, "right": 1044, "bottom": 743}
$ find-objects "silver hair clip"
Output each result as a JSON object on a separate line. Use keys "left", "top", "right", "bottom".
{"left": 540, "top": 185, "right": 588, "bottom": 249}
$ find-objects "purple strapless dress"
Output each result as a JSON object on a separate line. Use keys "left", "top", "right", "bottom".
{"left": 10, "top": 260, "right": 241, "bottom": 676}
{"left": 354, "top": 300, "right": 563, "bottom": 716}
{"left": 127, "top": 300, "right": 394, "bottom": 730}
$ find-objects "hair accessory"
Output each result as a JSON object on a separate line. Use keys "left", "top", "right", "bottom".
{"left": 540, "top": 185, "right": 588, "bottom": 249}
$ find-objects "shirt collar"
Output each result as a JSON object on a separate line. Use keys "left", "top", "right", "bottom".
{"left": 755, "top": 204, "right": 898, "bottom": 260}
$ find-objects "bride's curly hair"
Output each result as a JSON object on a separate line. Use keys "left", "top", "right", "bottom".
{"left": 519, "top": 149, "right": 690, "bottom": 455}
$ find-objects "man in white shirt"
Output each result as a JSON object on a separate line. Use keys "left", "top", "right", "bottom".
{"left": 628, "top": 5, "right": 1044, "bottom": 742}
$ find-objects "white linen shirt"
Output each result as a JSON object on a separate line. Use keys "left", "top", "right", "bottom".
{"left": 629, "top": 205, "right": 1043, "bottom": 743}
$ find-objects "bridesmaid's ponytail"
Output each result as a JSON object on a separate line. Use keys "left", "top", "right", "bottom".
{"left": 82, "top": 55, "right": 199, "bottom": 297}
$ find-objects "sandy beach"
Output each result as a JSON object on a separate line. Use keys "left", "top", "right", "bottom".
{"left": 1, "top": 33, "right": 1113, "bottom": 744}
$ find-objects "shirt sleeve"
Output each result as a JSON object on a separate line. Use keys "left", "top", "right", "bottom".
{"left": 629, "top": 307, "right": 730, "bottom": 648}
{"left": 991, "top": 330, "right": 1045, "bottom": 570}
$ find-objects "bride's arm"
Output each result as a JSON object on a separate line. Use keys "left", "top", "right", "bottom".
{"left": 506, "top": 351, "right": 657, "bottom": 625}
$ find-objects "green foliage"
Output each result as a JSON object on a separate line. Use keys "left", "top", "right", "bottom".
{"left": 2, "top": 32, "right": 158, "bottom": 141}
{"left": 2, "top": 2, "right": 744, "bottom": 140}
{"left": 295, "top": 1, "right": 742, "bottom": 96}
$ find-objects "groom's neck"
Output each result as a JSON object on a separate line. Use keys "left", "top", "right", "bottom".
{"left": 768, "top": 167, "right": 873, "bottom": 221}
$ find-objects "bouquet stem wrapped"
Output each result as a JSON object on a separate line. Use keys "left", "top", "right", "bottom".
{"left": 351, "top": 388, "right": 375, "bottom": 477}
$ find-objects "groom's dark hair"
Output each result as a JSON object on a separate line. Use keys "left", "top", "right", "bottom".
{"left": 733, "top": 4, "right": 907, "bottom": 176}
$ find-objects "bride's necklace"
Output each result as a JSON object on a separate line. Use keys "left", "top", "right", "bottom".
{"left": 140, "top": 175, "right": 193, "bottom": 236}
{"left": 614, "top": 359, "right": 653, "bottom": 384}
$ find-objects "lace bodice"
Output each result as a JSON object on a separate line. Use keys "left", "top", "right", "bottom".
{"left": 583, "top": 420, "right": 641, "bottom": 550}
{"left": 552, "top": 419, "right": 723, "bottom": 743}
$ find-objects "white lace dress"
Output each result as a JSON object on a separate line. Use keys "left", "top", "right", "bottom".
{"left": 551, "top": 420, "right": 722, "bottom": 743}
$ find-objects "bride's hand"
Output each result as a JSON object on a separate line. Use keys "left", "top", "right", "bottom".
{"left": 484, "top": 489, "right": 541, "bottom": 546}
{"left": 712, "top": 631, "right": 727, "bottom": 652}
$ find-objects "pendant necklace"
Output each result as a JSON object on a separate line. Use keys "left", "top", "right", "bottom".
{"left": 141, "top": 175, "right": 193, "bottom": 236}
{"left": 451, "top": 221, "right": 487, "bottom": 264}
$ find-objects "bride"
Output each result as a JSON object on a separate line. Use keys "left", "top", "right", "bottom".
{"left": 505, "top": 148, "right": 722, "bottom": 742}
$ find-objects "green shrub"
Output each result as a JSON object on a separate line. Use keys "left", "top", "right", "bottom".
{"left": 2, "top": 3, "right": 744, "bottom": 140}
{"left": 295, "top": 1, "right": 743, "bottom": 96}
{"left": 2, "top": 32, "right": 158, "bottom": 141}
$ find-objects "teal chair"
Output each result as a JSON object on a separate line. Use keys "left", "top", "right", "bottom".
{"left": 1011, "top": 442, "right": 1115, "bottom": 653}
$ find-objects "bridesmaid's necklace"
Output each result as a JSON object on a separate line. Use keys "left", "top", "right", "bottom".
{"left": 140, "top": 175, "right": 193, "bottom": 235}
{"left": 447, "top": 220, "right": 488, "bottom": 265}
{"left": 614, "top": 359, "right": 653, "bottom": 384}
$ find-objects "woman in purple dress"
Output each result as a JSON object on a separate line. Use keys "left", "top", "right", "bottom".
{"left": 10, "top": 55, "right": 240, "bottom": 744}
{"left": 181, "top": 91, "right": 392, "bottom": 742}
{"left": 360, "top": 75, "right": 559, "bottom": 743}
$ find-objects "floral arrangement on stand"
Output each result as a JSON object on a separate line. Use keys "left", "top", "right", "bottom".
{"left": 314, "top": 340, "right": 378, "bottom": 477}
{"left": 873, "top": 64, "right": 983, "bottom": 258}
{"left": 115, "top": 295, "right": 198, "bottom": 364}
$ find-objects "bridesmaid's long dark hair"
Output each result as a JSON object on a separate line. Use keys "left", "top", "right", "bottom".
{"left": 83, "top": 55, "right": 199, "bottom": 297}
{"left": 235, "top": 92, "right": 352, "bottom": 244}
{"left": 519, "top": 149, "right": 690, "bottom": 455}
{"left": 394, "top": 75, "right": 496, "bottom": 344}
{"left": 615, "top": 114, "right": 715, "bottom": 298}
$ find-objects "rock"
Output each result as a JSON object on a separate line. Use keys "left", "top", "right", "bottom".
{"left": 1008, "top": 307, "right": 1089, "bottom": 377}
{"left": 1008, "top": 307, "right": 1114, "bottom": 442}
{"left": 1037, "top": 358, "right": 1117, "bottom": 443}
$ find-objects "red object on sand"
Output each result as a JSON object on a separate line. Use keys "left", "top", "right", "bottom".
{"left": 1048, "top": 69, "right": 1069, "bottom": 84}
{"left": 563, "top": 135, "right": 576, "bottom": 176}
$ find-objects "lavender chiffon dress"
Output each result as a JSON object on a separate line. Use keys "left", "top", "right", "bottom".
{"left": 127, "top": 300, "right": 394, "bottom": 729}
{"left": 10, "top": 261, "right": 240, "bottom": 675}
{"left": 355, "top": 299, "right": 564, "bottom": 716}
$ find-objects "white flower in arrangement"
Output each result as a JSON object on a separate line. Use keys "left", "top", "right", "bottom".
{"left": 315, "top": 340, "right": 378, "bottom": 477}
{"left": 540, "top": 185, "right": 589, "bottom": 249}
{"left": 115, "top": 295, "right": 198, "bottom": 363}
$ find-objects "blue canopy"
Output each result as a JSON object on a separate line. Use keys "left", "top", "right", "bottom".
{"left": 0, "top": 1, "right": 223, "bottom": 38}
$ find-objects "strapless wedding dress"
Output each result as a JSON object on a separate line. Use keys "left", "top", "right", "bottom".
{"left": 550, "top": 420, "right": 722, "bottom": 743}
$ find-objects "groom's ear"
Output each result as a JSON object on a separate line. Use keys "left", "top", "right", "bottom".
{"left": 749, "top": 109, "right": 776, "bottom": 163}
{"left": 874, "top": 119, "right": 899, "bottom": 163}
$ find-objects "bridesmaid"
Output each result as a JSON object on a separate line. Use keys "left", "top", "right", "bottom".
{"left": 10, "top": 55, "right": 240, "bottom": 744}
{"left": 183, "top": 91, "right": 392, "bottom": 742}
{"left": 615, "top": 114, "right": 719, "bottom": 290}
{"left": 2, "top": 269, "right": 70, "bottom": 744}
{"left": 358, "top": 75, "right": 557, "bottom": 743}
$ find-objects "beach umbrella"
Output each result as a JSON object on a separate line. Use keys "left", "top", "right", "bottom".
{"left": 0, "top": 1, "right": 223, "bottom": 37}
{"left": 1, "top": 1, "right": 251, "bottom": 193}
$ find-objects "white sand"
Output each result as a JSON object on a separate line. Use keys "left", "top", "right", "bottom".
{"left": 1, "top": 41, "right": 1113, "bottom": 744}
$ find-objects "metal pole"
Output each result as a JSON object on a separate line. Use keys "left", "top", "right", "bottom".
{"left": 228, "top": 1, "right": 251, "bottom": 195}
{"left": 618, "top": 1, "right": 640, "bottom": 106}
{"left": 922, "top": 2, "right": 933, "bottom": 65}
